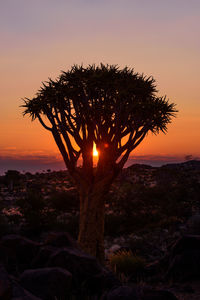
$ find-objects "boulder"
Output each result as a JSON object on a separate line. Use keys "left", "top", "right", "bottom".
{"left": 47, "top": 247, "right": 101, "bottom": 277}
{"left": 43, "top": 232, "right": 79, "bottom": 248}
{"left": 31, "top": 246, "right": 57, "bottom": 269}
{"left": 141, "top": 288, "right": 178, "bottom": 300}
{"left": 86, "top": 269, "right": 121, "bottom": 294}
{"left": 106, "top": 244, "right": 121, "bottom": 256}
{"left": 0, "top": 235, "right": 40, "bottom": 272}
{"left": 47, "top": 247, "right": 120, "bottom": 292}
{"left": 20, "top": 267, "right": 72, "bottom": 300}
{"left": 167, "top": 250, "right": 200, "bottom": 281}
{"left": 186, "top": 215, "right": 200, "bottom": 234}
{"left": 170, "top": 235, "right": 200, "bottom": 257}
{"left": 0, "top": 265, "right": 12, "bottom": 300}
{"left": 11, "top": 281, "right": 42, "bottom": 300}
{"left": 103, "top": 286, "right": 178, "bottom": 300}
{"left": 166, "top": 235, "right": 200, "bottom": 281}
{"left": 103, "top": 286, "right": 139, "bottom": 300}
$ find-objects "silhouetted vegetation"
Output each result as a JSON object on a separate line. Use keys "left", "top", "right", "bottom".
{"left": 48, "top": 189, "right": 79, "bottom": 212}
{"left": 109, "top": 249, "right": 145, "bottom": 279}
{"left": 0, "top": 161, "right": 199, "bottom": 240}
{"left": 22, "top": 64, "right": 176, "bottom": 261}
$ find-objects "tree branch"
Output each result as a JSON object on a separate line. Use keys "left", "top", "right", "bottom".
{"left": 117, "top": 131, "right": 147, "bottom": 169}
{"left": 37, "top": 114, "right": 52, "bottom": 131}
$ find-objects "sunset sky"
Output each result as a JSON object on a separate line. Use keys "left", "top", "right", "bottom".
{"left": 0, "top": 0, "right": 200, "bottom": 173}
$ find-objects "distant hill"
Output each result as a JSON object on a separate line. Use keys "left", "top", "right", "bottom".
{"left": 161, "top": 160, "right": 200, "bottom": 170}
{"left": 118, "top": 160, "right": 200, "bottom": 186}
{"left": 125, "top": 160, "right": 200, "bottom": 171}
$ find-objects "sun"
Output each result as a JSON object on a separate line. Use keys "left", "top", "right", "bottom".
{"left": 93, "top": 143, "right": 98, "bottom": 157}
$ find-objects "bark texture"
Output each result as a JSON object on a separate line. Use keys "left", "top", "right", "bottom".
{"left": 78, "top": 184, "right": 106, "bottom": 264}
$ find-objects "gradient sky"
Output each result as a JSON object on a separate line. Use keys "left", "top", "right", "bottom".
{"left": 1, "top": 0, "right": 200, "bottom": 172}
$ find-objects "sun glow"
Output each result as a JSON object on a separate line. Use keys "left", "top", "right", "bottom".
{"left": 93, "top": 143, "right": 98, "bottom": 157}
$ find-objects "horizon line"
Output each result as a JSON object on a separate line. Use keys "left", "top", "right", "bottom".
{"left": 0, "top": 153, "right": 199, "bottom": 175}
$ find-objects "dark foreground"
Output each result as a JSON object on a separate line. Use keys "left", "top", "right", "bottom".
{"left": 0, "top": 160, "right": 200, "bottom": 299}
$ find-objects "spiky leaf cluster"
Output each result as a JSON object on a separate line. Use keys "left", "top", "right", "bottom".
{"left": 22, "top": 64, "right": 177, "bottom": 178}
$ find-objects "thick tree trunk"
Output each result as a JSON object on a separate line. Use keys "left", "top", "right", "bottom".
{"left": 78, "top": 184, "right": 106, "bottom": 264}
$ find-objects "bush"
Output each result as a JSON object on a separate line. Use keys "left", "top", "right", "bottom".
{"left": 109, "top": 249, "right": 145, "bottom": 277}
{"left": 0, "top": 213, "right": 11, "bottom": 236}
{"left": 105, "top": 214, "right": 126, "bottom": 236}
{"left": 54, "top": 214, "right": 79, "bottom": 238}
{"left": 48, "top": 190, "right": 79, "bottom": 212}
{"left": 17, "top": 189, "right": 57, "bottom": 236}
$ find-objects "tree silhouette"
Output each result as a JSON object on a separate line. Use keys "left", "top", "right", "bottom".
{"left": 5, "top": 170, "right": 21, "bottom": 191}
{"left": 22, "top": 64, "right": 176, "bottom": 262}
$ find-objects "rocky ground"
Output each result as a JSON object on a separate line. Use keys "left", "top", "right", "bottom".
{"left": 0, "top": 161, "right": 200, "bottom": 299}
{"left": 1, "top": 231, "right": 200, "bottom": 299}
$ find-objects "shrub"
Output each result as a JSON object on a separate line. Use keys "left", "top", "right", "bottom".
{"left": 105, "top": 214, "right": 126, "bottom": 236}
{"left": 48, "top": 190, "right": 79, "bottom": 212}
{"left": 17, "top": 190, "right": 57, "bottom": 235}
{"left": 109, "top": 249, "right": 145, "bottom": 277}
{"left": 54, "top": 214, "right": 79, "bottom": 238}
{"left": 0, "top": 213, "right": 11, "bottom": 236}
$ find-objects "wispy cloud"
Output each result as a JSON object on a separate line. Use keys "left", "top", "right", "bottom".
{"left": 0, "top": 154, "right": 65, "bottom": 175}
{"left": 2, "top": 147, "right": 17, "bottom": 151}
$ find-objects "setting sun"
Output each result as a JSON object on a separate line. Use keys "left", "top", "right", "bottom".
{"left": 93, "top": 143, "right": 98, "bottom": 157}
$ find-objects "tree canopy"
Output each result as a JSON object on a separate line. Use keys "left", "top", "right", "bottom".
{"left": 22, "top": 64, "right": 177, "bottom": 261}
{"left": 23, "top": 64, "right": 176, "bottom": 180}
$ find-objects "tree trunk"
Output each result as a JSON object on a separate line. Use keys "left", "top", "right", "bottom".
{"left": 78, "top": 184, "right": 106, "bottom": 264}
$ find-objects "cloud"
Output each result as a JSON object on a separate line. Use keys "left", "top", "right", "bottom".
{"left": 2, "top": 147, "right": 17, "bottom": 151}
{"left": 0, "top": 154, "right": 65, "bottom": 175}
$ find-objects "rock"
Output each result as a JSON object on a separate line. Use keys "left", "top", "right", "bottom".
{"left": 179, "top": 284, "right": 194, "bottom": 293}
{"left": 20, "top": 267, "right": 72, "bottom": 300}
{"left": 167, "top": 250, "right": 200, "bottom": 281}
{"left": 113, "top": 237, "right": 126, "bottom": 244}
{"left": 166, "top": 235, "right": 200, "bottom": 281}
{"left": 106, "top": 244, "right": 121, "bottom": 257}
{"left": 0, "top": 235, "right": 40, "bottom": 272}
{"left": 47, "top": 246, "right": 101, "bottom": 277}
{"left": 44, "top": 232, "right": 78, "bottom": 248}
{"left": 47, "top": 247, "right": 120, "bottom": 292}
{"left": 103, "top": 286, "right": 139, "bottom": 300}
{"left": 11, "top": 281, "right": 42, "bottom": 300}
{"left": 144, "top": 260, "right": 163, "bottom": 278}
{"left": 186, "top": 215, "right": 200, "bottom": 234}
{"left": 170, "top": 235, "right": 200, "bottom": 257}
{"left": 31, "top": 246, "right": 57, "bottom": 269}
{"left": 86, "top": 269, "right": 121, "bottom": 294}
{"left": 104, "top": 286, "right": 178, "bottom": 300}
{"left": 0, "top": 265, "right": 12, "bottom": 300}
{"left": 141, "top": 288, "right": 178, "bottom": 300}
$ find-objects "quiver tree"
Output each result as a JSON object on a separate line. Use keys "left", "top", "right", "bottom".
{"left": 22, "top": 64, "right": 176, "bottom": 263}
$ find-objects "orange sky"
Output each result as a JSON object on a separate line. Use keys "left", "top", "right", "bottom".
{"left": 1, "top": 0, "right": 200, "bottom": 169}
